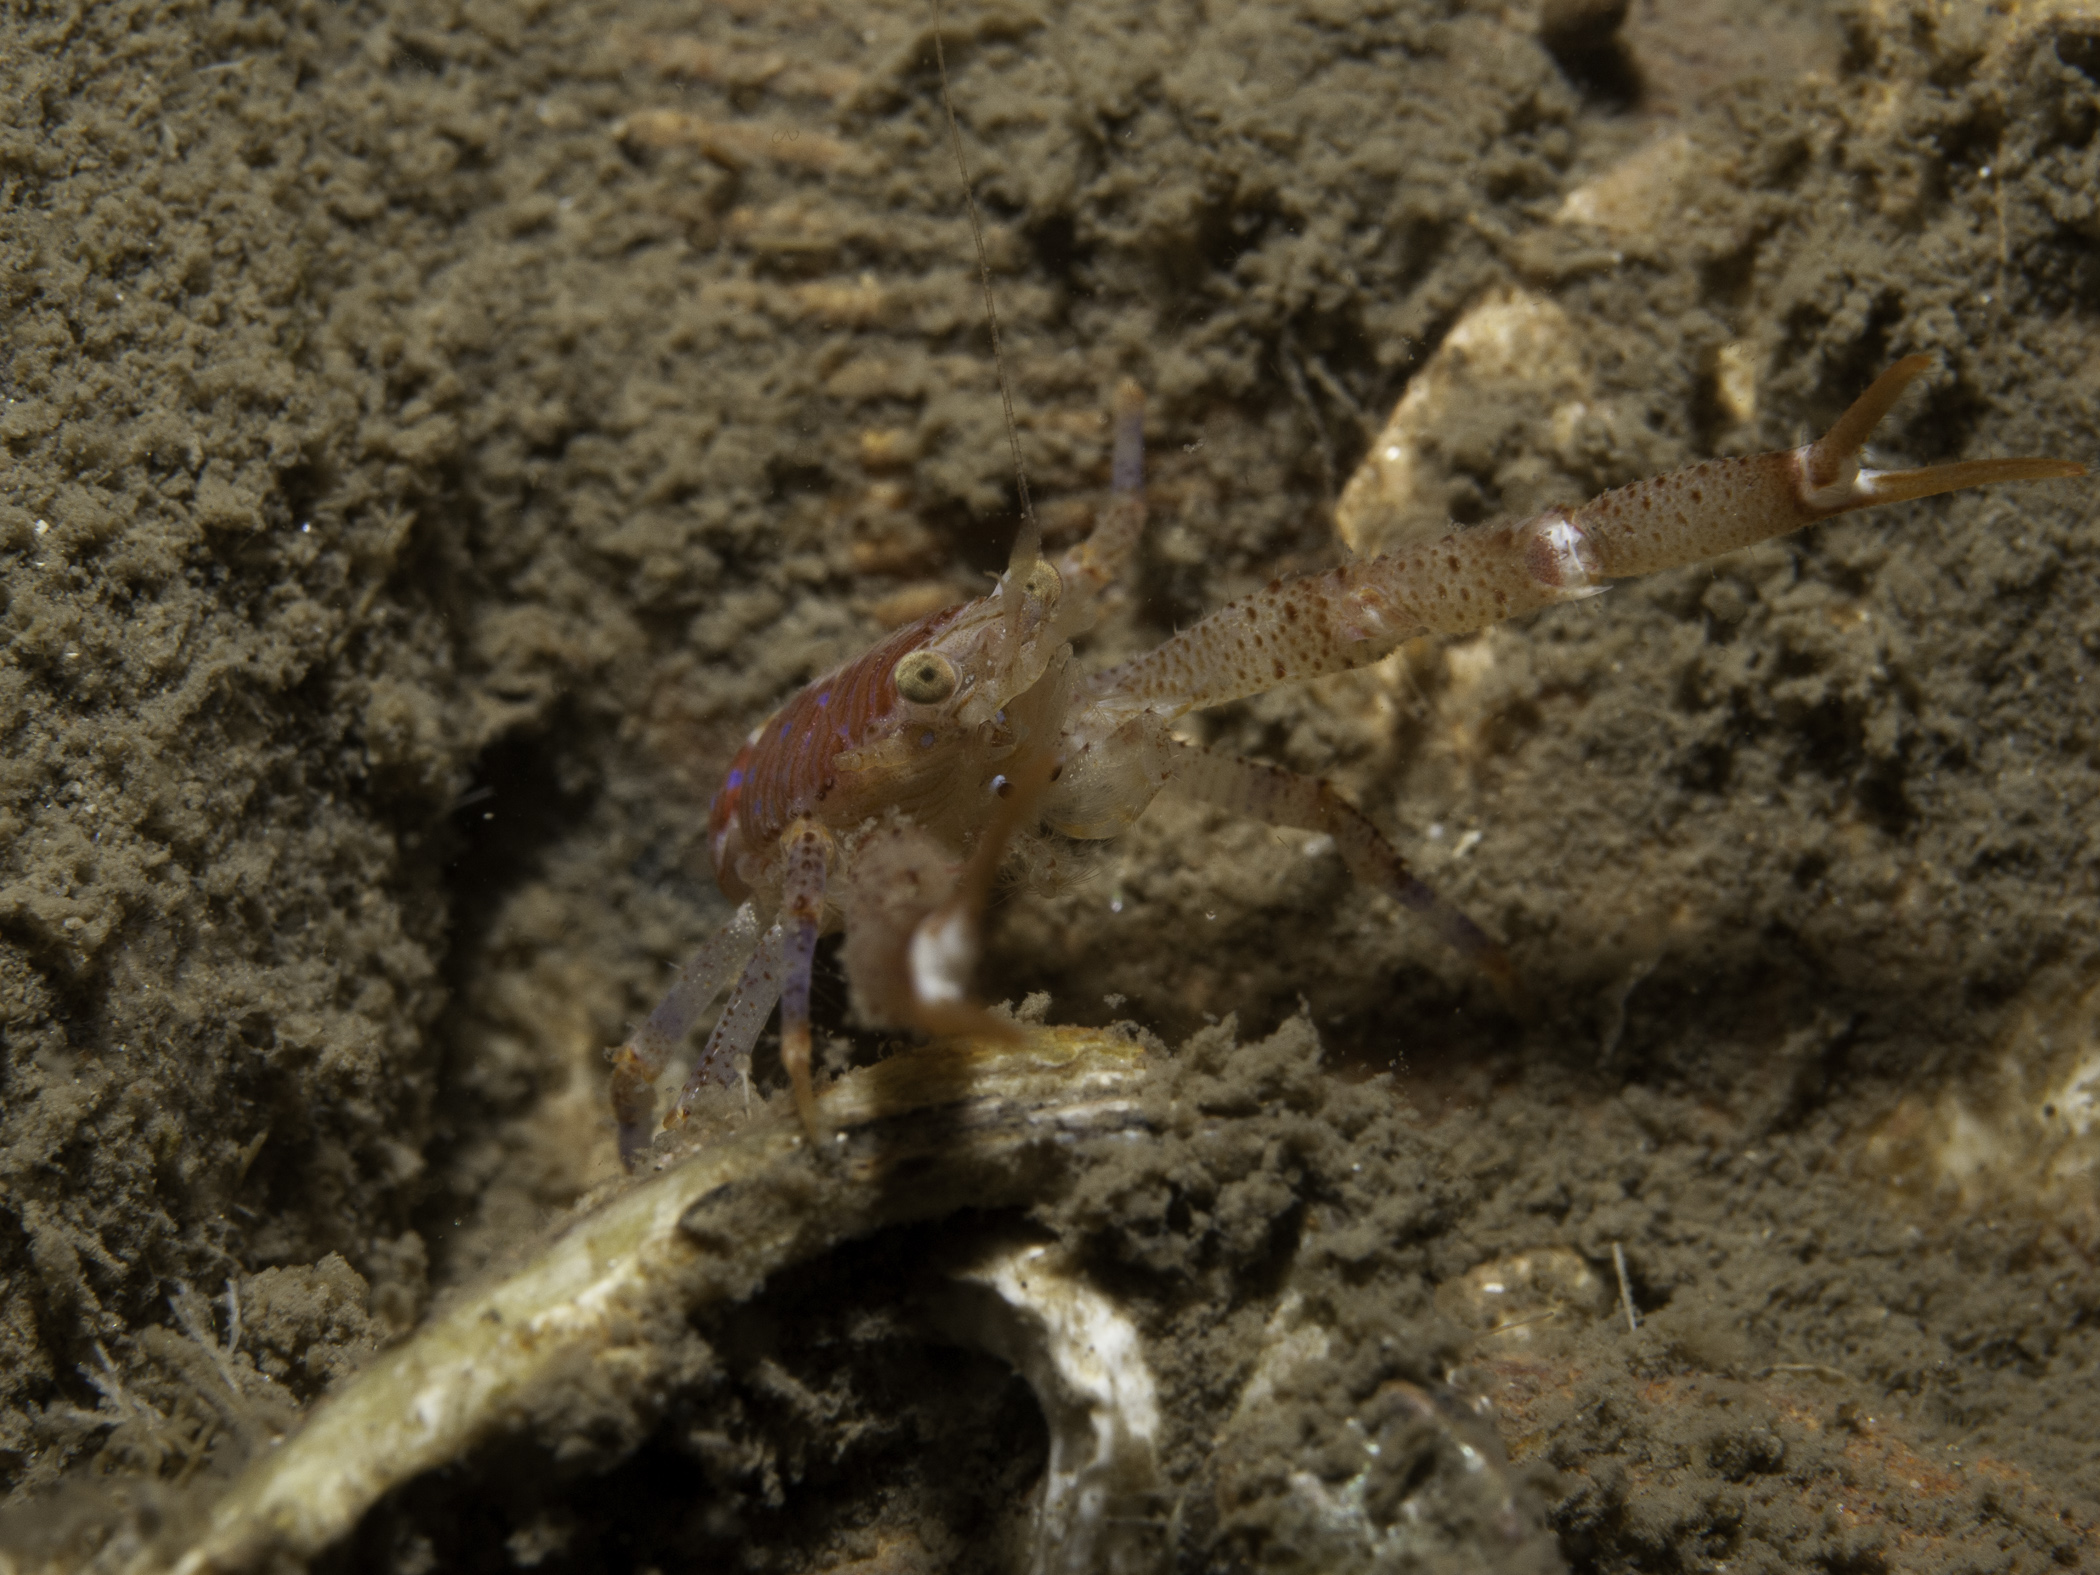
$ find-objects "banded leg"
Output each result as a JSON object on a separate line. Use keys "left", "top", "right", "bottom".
{"left": 610, "top": 900, "right": 762, "bottom": 1169}
{"left": 666, "top": 922, "right": 787, "bottom": 1134}
{"left": 775, "top": 818, "right": 837, "bottom": 1139}
{"left": 1164, "top": 741, "right": 1518, "bottom": 998}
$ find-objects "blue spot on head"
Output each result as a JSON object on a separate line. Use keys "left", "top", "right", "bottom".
{"left": 918, "top": 731, "right": 937, "bottom": 750}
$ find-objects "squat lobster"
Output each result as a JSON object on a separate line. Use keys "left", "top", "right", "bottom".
{"left": 609, "top": 355, "right": 2083, "bottom": 1166}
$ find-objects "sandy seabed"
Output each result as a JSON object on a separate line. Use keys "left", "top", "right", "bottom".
{"left": 2, "top": 0, "right": 2099, "bottom": 1570}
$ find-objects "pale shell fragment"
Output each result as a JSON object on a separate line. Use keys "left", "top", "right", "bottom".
{"left": 929, "top": 1236, "right": 1167, "bottom": 1575}
{"left": 118, "top": 1029, "right": 1151, "bottom": 1575}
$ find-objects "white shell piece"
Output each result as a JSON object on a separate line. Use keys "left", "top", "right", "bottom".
{"left": 932, "top": 1238, "right": 1167, "bottom": 1575}
{"left": 1231, "top": 1289, "right": 1330, "bottom": 1421}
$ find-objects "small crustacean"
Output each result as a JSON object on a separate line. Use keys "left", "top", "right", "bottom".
{"left": 608, "top": 353, "right": 2083, "bottom": 1165}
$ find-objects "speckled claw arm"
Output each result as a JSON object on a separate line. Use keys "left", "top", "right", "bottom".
{"left": 1561, "top": 353, "right": 2086, "bottom": 575}
{"left": 1082, "top": 355, "right": 2086, "bottom": 723}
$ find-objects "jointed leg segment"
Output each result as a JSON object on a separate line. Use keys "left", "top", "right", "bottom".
{"left": 1164, "top": 740, "right": 1518, "bottom": 998}
{"left": 610, "top": 901, "right": 762, "bottom": 1166}
{"left": 773, "top": 819, "right": 837, "bottom": 1139}
{"left": 1054, "top": 379, "right": 1149, "bottom": 612}
{"left": 669, "top": 925, "right": 788, "bottom": 1133}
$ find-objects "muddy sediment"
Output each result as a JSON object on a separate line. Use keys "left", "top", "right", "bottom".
{"left": 3, "top": 1, "right": 2098, "bottom": 1570}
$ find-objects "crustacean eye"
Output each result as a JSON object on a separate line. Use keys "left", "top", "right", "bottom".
{"left": 894, "top": 649, "right": 959, "bottom": 704}
{"left": 1024, "top": 559, "right": 1062, "bottom": 605}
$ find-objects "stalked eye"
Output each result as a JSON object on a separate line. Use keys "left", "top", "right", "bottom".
{"left": 894, "top": 649, "right": 958, "bottom": 704}
{"left": 1024, "top": 559, "right": 1062, "bottom": 605}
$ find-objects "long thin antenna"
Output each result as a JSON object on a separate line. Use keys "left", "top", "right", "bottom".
{"left": 930, "top": 2, "right": 1041, "bottom": 630}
